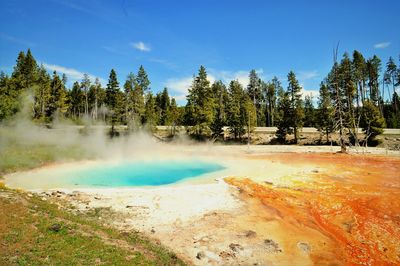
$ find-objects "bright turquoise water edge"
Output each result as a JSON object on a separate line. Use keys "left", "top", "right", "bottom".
{"left": 67, "top": 160, "right": 225, "bottom": 187}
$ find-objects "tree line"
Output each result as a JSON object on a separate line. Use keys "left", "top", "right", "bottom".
{"left": 0, "top": 49, "right": 399, "bottom": 146}
{"left": 0, "top": 49, "right": 181, "bottom": 134}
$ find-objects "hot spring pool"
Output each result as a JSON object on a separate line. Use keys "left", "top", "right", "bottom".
{"left": 70, "top": 160, "right": 225, "bottom": 187}
{"left": 6, "top": 160, "right": 226, "bottom": 189}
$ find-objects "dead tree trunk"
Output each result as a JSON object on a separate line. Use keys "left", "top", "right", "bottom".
{"left": 333, "top": 44, "right": 347, "bottom": 153}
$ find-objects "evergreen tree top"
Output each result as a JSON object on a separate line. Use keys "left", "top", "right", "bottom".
{"left": 13, "top": 51, "right": 26, "bottom": 77}
{"left": 81, "top": 73, "right": 91, "bottom": 90}
{"left": 193, "top": 66, "right": 210, "bottom": 88}
{"left": 137, "top": 65, "right": 150, "bottom": 91}
{"left": 170, "top": 97, "right": 177, "bottom": 106}
{"left": 287, "top": 71, "right": 302, "bottom": 94}
{"left": 107, "top": 69, "right": 119, "bottom": 90}
{"left": 248, "top": 70, "right": 260, "bottom": 86}
{"left": 124, "top": 72, "right": 137, "bottom": 93}
{"left": 198, "top": 65, "right": 207, "bottom": 79}
{"left": 386, "top": 56, "right": 397, "bottom": 73}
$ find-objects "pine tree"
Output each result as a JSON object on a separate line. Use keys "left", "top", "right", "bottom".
{"left": 159, "top": 88, "right": 171, "bottom": 125}
{"left": 327, "top": 49, "right": 348, "bottom": 152}
{"left": 12, "top": 51, "right": 26, "bottom": 80}
{"left": 242, "top": 94, "right": 257, "bottom": 143}
{"left": 124, "top": 72, "right": 137, "bottom": 128}
{"left": 385, "top": 57, "right": 398, "bottom": 117}
{"left": 9, "top": 49, "right": 39, "bottom": 118}
{"left": 0, "top": 72, "right": 20, "bottom": 121}
{"left": 286, "top": 71, "right": 304, "bottom": 143}
{"left": 11, "top": 51, "right": 28, "bottom": 91}
{"left": 22, "top": 49, "right": 38, "bottom": 89}
{"left": 303, "top": 95, "right": 315, "bottom": 127}
{"left": 227, "top": 80, "right": 244, "bottom": 139}
{"left": 247, "top": 70, "right": 263, "bottom": 126}
{"left": 105, "top": 69, "right": 119, "bottom": 109}
{"left": 136, "top": 65, "right": 150, "bottom": 92}
{"left": 155, "top": 88, "right": 170, "bottom": 126}
{"left": 361, "top": 100, "right": 385, "bottom": 146}
{"left": 185, "top": 66, "right": 214, "bottom": 137}
{"left": 69, "top": 81, "right": 84, "bottom": 119}
{"left": 124, "top": 72, "right": 146, "bottom": 130}
{"left": 264, "top": 77, "right": 280, "bottom": 127}
{"left": 47, "top": 71, "right": 68, "bottom": 119}
{"left": 114, "top": 90, "right": 126, "bottom": 125}
{"left": 367, "top": 55, "right": 382, "bottom": 104}
{"left": 340, "top": 53, "right": 359, "bottom": 145}
{"left": 210, "top": 81, "right": 228, "bottom": 139}
{"left": 275, "top": 89, "right": 292, "bottom": 143}
{"left": 33, "top": 65, "right": 51, "bottom": 120}
{"left": 385, "top": 92, "right": 400, "bottom": 128}
{"left": 62, "top": 73, "right": 67, "bottom": 85}
{"left": 396, "top": 58, "right": 400, "bottom": 87}
{"left": 166, "top": 97, "right": 180, "bottom": 135}
{"left": 144, "top": 92, "right": 157, "bottom": 130}
{"left": 316, "top": 82, "right": 334, "bottom": 143}
{"left": 105, "top": 69, "right": 120, "bottom": 133}
{"left": 352, "top": 50, "right": 367, "bottom": 106}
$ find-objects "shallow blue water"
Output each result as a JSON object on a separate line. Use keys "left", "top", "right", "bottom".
{"left": 67, "top": 160, "right": 225, "bottom": 187}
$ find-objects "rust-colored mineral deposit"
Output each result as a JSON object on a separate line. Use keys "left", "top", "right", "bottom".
{"left": 226, "top": 153, "right": 400, "bottom": 265}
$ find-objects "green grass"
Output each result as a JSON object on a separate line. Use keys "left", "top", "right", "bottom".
{"left": 0, "top": 142, "right": 88, "bottom": 175}
{"left": 0, "top": 188, "right": 185, "bottom": 265}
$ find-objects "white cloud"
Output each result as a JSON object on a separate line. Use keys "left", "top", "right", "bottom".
{"left": 301, "top": 88, "right": 319, "bottom": 99}
{"left": 297, "top": 71, "right": 319, "bottom": 103}
{"left": 42, "top": 63, "right": 106, "bottom": 85}
{"left": 164, "top": 76, "right": 193, "bottom": 101}
{"left": 374, "top": 42, "right": 391, "bottom": 49}
{"left": 130, "top": 41, "right": 151, "bottom": 52}
{"left": 299, "top": 85, "right": 319, "bottom": 103}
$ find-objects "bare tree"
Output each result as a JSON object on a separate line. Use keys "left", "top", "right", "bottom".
{"left": 332, "top": 44, "right": 347, "bottom": 153}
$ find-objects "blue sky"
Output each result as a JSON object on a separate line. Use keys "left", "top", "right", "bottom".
{"left": 1, "top": 0, "right": 399, "bottom": 104}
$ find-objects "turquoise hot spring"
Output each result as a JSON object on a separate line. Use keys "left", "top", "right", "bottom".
{"left": 6, "top": 160, "right": 226, "bottom": 189}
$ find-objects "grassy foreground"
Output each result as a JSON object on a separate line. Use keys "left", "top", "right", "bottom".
{"left": 0, "top": 185, "right": 185, "bottom": 265}
{"left": 0, "top": 139, "right": 185, "bottom": 265}
{"left": 0, "top": 143, "right": 86, "bottom": 175}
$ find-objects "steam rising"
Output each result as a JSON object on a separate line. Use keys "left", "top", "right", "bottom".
{"left": 0, "top": 105, "right": 212, "bottom": 167}
{"left": 1, "top": 118, "right": 164, "bottom": 161}
{"left": 0, "top": 95, "right": 225, "bottom": 176}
